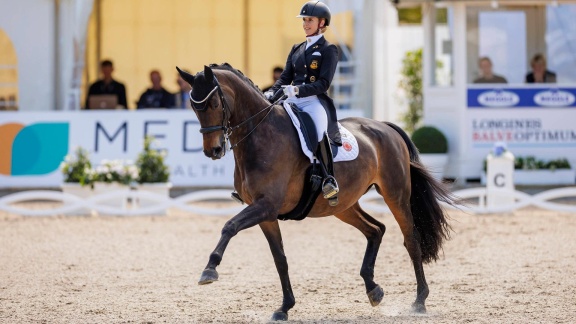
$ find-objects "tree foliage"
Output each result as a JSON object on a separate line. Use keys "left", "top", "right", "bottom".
{"left": 399, "top": 48, "right": 423, "bottom": 133}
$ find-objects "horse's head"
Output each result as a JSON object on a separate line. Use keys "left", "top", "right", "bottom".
{"left": 177, "top": 65, "right": 230, "bottom": 160}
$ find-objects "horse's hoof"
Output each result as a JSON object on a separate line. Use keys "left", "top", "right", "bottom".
{"left": 412, "top": 302, "right": 426, "bottom": 313}
{"left": 271, "top": 311, "right": 288, "bottom": 321}
{"left": 198, "top": 268, "right": 218, "bottom": 285}
{"left": 367, "top": 285, "right": 384, "bottom": 307}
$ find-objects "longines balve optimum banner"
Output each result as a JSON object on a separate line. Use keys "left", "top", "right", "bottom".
{"left": 467, "top": 85, "right": 576, "bottom": 164}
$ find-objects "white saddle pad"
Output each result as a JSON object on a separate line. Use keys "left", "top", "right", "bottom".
{"left": 283, "top": 102, "right": 359, "bottom": 162}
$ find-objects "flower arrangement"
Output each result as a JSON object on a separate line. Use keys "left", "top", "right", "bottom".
{"left": 483, "top": 156, "right": 571, "bottom": 171}
{"left": 135, "top": 136, "right": 170, "bottom": 183}
{"left": 60, "top": 138, "right": 169, "bottom": 188}
{"left": 514, "top": 156, "right": 571, "bottom": 171}
{"left": 92, "top": 159, "right": 139, "bottom": 185}
{"left": 60, "top": 147, "right": 92, "bottom": 186}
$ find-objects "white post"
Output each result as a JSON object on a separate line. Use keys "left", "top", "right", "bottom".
{"left": 57, "top": 0, "right": 94, "bottom": 111}
{"left": 486, "top": 144, "right": 515, "bottom": 207}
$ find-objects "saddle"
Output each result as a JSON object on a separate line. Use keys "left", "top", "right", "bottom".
{"left": 232, "top": 103, "right": 340, "bottom": 221}
{"left": 286, "top": 103, "right": 337, "bottom": 158}
{"left": 278, "top": 103, "right": 338, "bottom": 220}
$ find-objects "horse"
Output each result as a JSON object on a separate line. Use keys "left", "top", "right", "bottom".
{"left": 177, "top": 63, "right": 454, "bottom": 321}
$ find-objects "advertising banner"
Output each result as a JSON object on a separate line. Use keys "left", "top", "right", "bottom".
{"left": 0, "top": 110, "right": 235, "bottom": 188}
{"left": 468, "top": 87, "right": 576, "bottom": 108}
{"left": 467, "top": 86, "right": 576, "bottom": 169}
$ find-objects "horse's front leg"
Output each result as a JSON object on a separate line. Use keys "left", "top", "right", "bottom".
{"left": 259, "top": 220, "right": 295, "bottom": 321}
{"left": 198, "top": 199, "right": 278, "bottom": 285}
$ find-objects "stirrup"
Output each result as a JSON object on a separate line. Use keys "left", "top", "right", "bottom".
{"left": 322, "top": 176, "right": 339, "bottom": 199}
{"left": 328, "top": 196, "right": 339, "bottom": 207}
{"left": 231, "top": 192, "right": 244, "bottom": 204}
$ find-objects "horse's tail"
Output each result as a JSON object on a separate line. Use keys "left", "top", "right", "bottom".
{"left": 384, "top": 122, "right": 454, "bottom": 264}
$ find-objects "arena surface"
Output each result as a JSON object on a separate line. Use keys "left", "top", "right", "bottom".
{"left": 1, "top": 203, "right": 575, "bottom": 323}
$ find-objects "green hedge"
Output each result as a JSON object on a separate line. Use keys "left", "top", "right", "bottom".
{"left": 411, "top": 126, "right": 448, "bottom": 154}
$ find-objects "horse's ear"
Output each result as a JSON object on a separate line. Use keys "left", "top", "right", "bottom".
{"left": 204, "top": 65, "right": 214, "bottom": 81}
{"left": 176, "top": 66, "right": 194, "bottom": 85}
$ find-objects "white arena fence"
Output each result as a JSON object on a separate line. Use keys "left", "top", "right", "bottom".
{"left": 0, "top": 187, "right": 576, "bottom": 217}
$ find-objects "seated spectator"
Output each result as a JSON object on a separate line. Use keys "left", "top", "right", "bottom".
{"left": 473, "top": 57, "right": 507, "bottom": 84}
{"left": 526, "top": 54, "right": 556, "bottom": 83}
{"left": 173, "top": 74, "right": 192, "bottom": 109}
{"left": 261, "top": 66, "right": 284, "bottom": 93}
{"left": 137, "top": 70, "right": 175, "bottom": 109}
{"left": 85, "top": 60, "right": 127, "bottom": 109}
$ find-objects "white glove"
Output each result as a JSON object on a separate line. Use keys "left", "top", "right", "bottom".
{"left": 264, "top": 91, "right": 273, "bottom": 100}
{"left": 283, "top": 85, "right": 298, "bottom": 98}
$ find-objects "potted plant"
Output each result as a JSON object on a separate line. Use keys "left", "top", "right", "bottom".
{"left": 60, "top": 147, "right": 93, "bottom": 214}
{"left": 411, "top": 125, "right": 449, "bottom": 181}
{"left": 135, "top": 136, "right": 171, "bottom": 212}
{"left": 481, "top": 156, "right": 574, "bottom": 185}
{"left": 513, "top": 156, "right": 574, "bottom": 185}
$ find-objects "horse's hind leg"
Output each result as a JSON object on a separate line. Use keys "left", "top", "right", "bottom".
{"left": 259, "top": 220, "right": 295, "bottom": 321}
{"left": 335, "top": 203, "right": 386, "bottom": 306}
{"left": 377, "top": 185, "right": 429, "bottom": 313}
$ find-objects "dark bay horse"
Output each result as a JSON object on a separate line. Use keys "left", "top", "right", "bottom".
{"left": 177, "top": 63, "right": 453, "bottom": 321}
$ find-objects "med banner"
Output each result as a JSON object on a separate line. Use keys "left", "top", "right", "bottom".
{"left": 0, "top": 110, "right": 235, "bottom": 188}
{"left": 467, "top": 86, "right": 576, "bottom": 162}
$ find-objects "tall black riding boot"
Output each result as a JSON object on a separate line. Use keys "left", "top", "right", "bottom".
{"left": 316, "top": 135, "right": 339, "bottom": 206}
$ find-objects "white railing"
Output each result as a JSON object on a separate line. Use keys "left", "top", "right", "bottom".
{"left": 1, "top": 187, "right": 575, "bottom": 217}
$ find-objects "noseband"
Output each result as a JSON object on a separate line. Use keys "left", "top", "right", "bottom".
{"left": 189, "top": 75, "right": 278, "bottom": 150}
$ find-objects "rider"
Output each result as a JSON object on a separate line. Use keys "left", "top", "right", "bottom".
{"left": 264, "top": 1, "right": 341, "bottom": 206}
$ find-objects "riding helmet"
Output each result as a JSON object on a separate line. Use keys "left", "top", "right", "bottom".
{"left": 297, "top": 1, "right": 331, "bottom": 26}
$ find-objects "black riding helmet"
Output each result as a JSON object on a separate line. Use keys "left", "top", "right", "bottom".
{"left": 297, "top": 1, "right": 331, "bottom": 26}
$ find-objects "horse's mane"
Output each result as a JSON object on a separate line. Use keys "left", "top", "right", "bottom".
{"left": 209, "top": 63, "right": 266, "bottom": 98}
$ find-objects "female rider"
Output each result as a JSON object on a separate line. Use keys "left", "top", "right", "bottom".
{"left": 264, "top": 1, "right": 341, "bottom": 206}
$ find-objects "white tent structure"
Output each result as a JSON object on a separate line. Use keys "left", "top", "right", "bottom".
{"left": 393, "top": 0, "right": 576, "bottom": 183}
{"left": 57, "top": 0, "right": 94, "bottom": 111}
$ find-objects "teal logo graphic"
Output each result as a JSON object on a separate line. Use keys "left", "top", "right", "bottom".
{"left": 0, "top": 122, "right": 69, "bottom": 176}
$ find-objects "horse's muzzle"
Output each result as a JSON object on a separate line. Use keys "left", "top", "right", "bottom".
{"left": 204, "top": 146, "right": 225, "bottom": 160}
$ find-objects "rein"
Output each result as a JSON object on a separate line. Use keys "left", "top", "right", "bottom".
{"left": 190, "top": 77, "right": 281, "bottom": 150}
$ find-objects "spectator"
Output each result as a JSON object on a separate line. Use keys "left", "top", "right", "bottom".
{"left": 526, "top": 54, "right": 556, "bottom": 83}
{"left": 85, "top": 60, "right": 127, "bottom": 109}
{"left": 137, "top": 70, "right": 175, "bottom": 109}
{"left": 173, "top": 74, "right": 192, "bottom": 109}
{"left": 261, "top": 66, "right": 284, "bottom": 93}
{"left": 473, "top": 57, "right": 507, "bottom": 84}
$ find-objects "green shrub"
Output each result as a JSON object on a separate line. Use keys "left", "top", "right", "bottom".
{"left": 60, "top": 147, "right": 92, "bottom": 186}
{"left": 136, "top": 136, "right": 170, "bottom": 183}
{"left": 411, "top": 126, "right": 448, "bottom": 154}
{"left": 515, "top": 156, "right": 571, "bottom": 170}
{"left": 483, "top": 156, "right": 571, "bottom": 171}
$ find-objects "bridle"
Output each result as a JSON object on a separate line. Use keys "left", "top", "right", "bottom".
{"left": 189, "top": 76, "right": 279, "bottom": 150}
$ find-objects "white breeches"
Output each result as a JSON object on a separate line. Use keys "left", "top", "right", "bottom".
{"left": 285, "top": 95, "right": 327, "bottom": 143}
